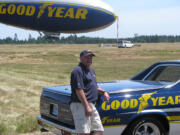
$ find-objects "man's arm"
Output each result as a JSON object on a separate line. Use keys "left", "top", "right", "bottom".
{"left": 75, "top": 89, "right": 92, "bottom": 117}
{"left": 97, "top": 88, "right": 110, "bottom": 102}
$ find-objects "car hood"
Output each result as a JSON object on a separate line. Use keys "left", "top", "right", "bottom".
{"left": 43, "top": 80, "right": 171, "bottom": 95}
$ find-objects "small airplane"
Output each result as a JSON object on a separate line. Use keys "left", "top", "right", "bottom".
{"left": 0, "top": 0, "right": 117, "bottom": 39}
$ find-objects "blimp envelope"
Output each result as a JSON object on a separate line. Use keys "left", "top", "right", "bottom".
{"left": 0, "top": 0, "right": 117, "bottom": 33}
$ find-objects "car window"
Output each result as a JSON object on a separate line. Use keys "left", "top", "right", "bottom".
{"left": 145, "top": 65, "right": 180, "bottom": 82}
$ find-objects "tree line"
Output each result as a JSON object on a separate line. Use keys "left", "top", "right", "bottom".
{"left": 0, "top": 34, "right": 180, "bottom": 44}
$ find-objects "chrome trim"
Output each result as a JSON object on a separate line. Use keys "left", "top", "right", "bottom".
{"left": 37, "top": 115, "right": 76, "bottom": 134}
{"left": 165, "top": 80, "right": 180, "bottom": 88}
{"left": 135, "top": 122, "right": 160, "bottom": 135}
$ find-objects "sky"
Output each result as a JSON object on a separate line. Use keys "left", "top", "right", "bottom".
{"left": 0, "top": 0, "right": 180, "bottom": 39}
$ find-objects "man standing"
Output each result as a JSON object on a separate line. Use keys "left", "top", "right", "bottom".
{"left": 70, "top": 49, "right": 109, "bottom": 135}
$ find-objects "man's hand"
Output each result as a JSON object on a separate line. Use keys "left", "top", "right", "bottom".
{"left": 97, "top": 88, "right": 110, "bottom": 102}
{"left": 85, "top": 104, "right": 93, "bottom": 117}
{"left": 103, "top": 91, "right": 110, "bottom": 102}
{"left": 76, "top": 89, "right": 93, "bottom": 117}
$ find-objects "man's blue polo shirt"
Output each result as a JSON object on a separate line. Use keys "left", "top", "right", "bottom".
{"left": 70, "top": 63, "right": 98, "bottom": 103}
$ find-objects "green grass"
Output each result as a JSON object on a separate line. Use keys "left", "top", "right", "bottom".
{"left": 0, "top": 43, "right": 180, "bottom": 134}
{"left": 16, "top": 116, "right": 39, "bottom": 133}
{"left": 0, "top": 123, "right": 7, "bottom": 134}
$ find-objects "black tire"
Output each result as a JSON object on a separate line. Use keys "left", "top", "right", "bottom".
{"left": 125, "top": 117, "right": 167, "bottom": 135}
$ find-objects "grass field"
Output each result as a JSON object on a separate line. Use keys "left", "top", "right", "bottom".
{"left": 0, "top": 43, "right": 180, "bottom": 135}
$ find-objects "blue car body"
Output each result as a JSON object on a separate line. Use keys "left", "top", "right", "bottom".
{"left": 37, "top": 60, "right": 180, "bottom": 135}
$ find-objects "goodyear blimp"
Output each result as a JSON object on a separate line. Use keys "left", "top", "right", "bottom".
{"left": 0, "top": 0, "right": 117, "bottom": 36}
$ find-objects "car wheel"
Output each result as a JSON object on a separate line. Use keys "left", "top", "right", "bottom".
{"left": 126, "top": 117, "right": 167, "bottom": 135}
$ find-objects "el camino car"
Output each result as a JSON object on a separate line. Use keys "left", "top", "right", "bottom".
{"left": 37, "top": 60, "right": 180, "bottom": 135}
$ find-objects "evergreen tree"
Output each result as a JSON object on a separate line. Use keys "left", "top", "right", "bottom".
{"left": 14, "top": 33, "right": 18, "bottom": 42}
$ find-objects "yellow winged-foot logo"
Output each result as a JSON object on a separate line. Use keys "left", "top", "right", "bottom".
{"left": 37, "top": 4, "right": 52, "bottom": 19}
{"left": 137, "top": 91, "right": 157, "bottom": 113}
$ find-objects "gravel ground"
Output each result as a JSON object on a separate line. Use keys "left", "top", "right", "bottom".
{"left": 20, "top": 131, "right": 56, "bottom": 135}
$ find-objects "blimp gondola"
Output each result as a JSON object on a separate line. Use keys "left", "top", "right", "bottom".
{"left": 0, "top": 0, "right": 117, "bottom": 39}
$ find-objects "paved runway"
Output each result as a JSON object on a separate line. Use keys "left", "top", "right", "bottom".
{"left": 104, "top": 123, "right": 180, "bottom": 135}
{"left": 169, "top": 123, "right": 180, "bottom": 135}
